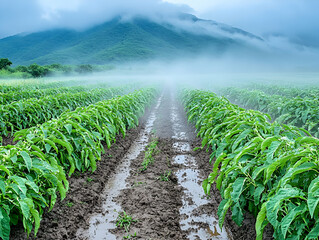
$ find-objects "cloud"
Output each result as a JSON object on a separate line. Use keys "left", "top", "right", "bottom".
{"left": 1, "top": 0, "right": 318, "bottom": 50}
{"left": 195, "top": 0, "right": 319, "bottom": 48}
{"left": 0, "top": 0, "right": 44, "bottom": 38}
{"left": 0, "top": 0, "right": 192, "bottom": 38}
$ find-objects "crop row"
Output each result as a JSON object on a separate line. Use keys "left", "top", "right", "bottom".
{"left": 221, "top": 88, "right": 319, "bottom": 138}
{"left": 0, "top": 87, "right": 125, "bottom": 140}
{"left": 182, "top": 89, "right": 319, "bottom": 240}
{"left": 0, "top": 79, "right": 105, "bottom": 93}
{"left": 0, "top": 86, "right": 88, "bottom": 105}
{"left": 0, "top": 81, "right": 67, "bottom": 93}
{"left": 0, "top": 88, "right": 156, "bottom": 240}
{"left": 247, "top": 84, "right": 319, "bottom": 99}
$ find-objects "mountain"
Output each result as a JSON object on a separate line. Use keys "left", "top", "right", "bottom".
{"left": 0, "top": 14, "right": 262, "bottom": 65}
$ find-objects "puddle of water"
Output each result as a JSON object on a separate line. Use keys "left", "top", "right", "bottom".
{"left": 169, "top": 94, "right": 231, "bottom": 240}
{"left": 173, "top": 155, "right": 197, "bottom": 167}
{"left": 173, "top": 142, "right": 191, "bottom": 153}
{"left": 173, "top": 154, "right": 230, "bottom": 240}
{"left": 78, "top": 95, "right": 163, "bottom": 240}
{"left": 171, "top": 98, "right": 188, "bottom": 141}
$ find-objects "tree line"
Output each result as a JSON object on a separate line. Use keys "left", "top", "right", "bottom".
{"left": 0, "top": 58, "right": 110, "bottom": 78}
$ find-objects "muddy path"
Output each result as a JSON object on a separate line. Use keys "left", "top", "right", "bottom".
{"left": 11, "top": 89, "right": 270, "bottom": 240}
{"left": 80, "top": 90, "right": 234, "bottom": 240}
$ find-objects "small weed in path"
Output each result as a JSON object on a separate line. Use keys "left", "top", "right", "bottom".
{"left": 116, "top": 211, "right": 138, "bottom": 233}
{"left": 123, "top": 232, "right": 137, "bottom": 239}
{"left": 140, "top": 137, "right": 159, "bottom": 171}
{"left": 158, "top": 170, "right": 172, "bottom": 181}
{"left": 66, "top": 201, "right": 74, "bottom": 207}
{"left": 87, "top": 177, "right": 94, "bottom": 183}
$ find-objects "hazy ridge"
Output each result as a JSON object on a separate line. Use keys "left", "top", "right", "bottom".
{"left": 0, "top": 14, "right": 261, "bottom": 65}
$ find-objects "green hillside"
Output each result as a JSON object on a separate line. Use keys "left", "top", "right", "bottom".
{"left": 0, "top": 15, "right": 259, "bottom": 65}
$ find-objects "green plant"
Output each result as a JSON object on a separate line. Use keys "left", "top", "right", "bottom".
{"left": 221, "top": 87, "right": 319, "bottom": 138}
{"left": 158, "top": 170, "right": 171, "bottom": 182}
{"left": 140, "top": 138, "right": 159, "bottom": 171}
{"left": 133, "top": 181, "right": 144, "bottom": 187}
{"left": 0, "top": 86, "right": 86, "bottom": 105}
{"left": 87, "top": 177, "right": 94, "bottom": 183}
{"left": 248, "top": 83, "right": 319, "bottom": 99}
{"left": 182, "top": 89, "right": 319, "bottom": 240}
{"left": 123, "top": 232, "right": 137, "bottom": 239}
{"left": 0, "top": 87, "right": 123, "bottom": 137}
{"left": 116, "top": 211, "right": 137, "bottom": 233}
{"left": 166, "top": 157, "right": 171, "bottom": 167}
{"left": 66, "top": 202, "right": 74, "bottom": 207}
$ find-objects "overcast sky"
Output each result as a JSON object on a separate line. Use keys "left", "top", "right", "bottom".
{"left": 0, "top": 0, "right": 318, "bottom": 47}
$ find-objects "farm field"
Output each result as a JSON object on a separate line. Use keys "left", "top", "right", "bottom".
{"left": 1, "top": 0, "right": 319, "bottom": 239}
{"left": 0, "top": 78, "right": 318, "bottom": 240}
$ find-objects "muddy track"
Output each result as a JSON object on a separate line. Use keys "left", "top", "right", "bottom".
{"left": 11, "top": 90, "right": 272, "bottom": 240}
{"left": 111, "top": 138, "right": 187, "bottom": 239}
{"left": 80, "top": 90, "right": 233, "bottom": 240}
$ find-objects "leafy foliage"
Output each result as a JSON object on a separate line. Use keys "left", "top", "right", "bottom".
{"left": 116, "top": 211, "right": 138, "bottom": 233}
{"left": 0, "top": 88, "right": 156, "bottom": 239}
{"left": 0, "top": 59, "right": 12, "bottom": 70}
{"left": 182, "top": 89, "right": 319, "bottom": 240}
{"left": 0, "top": 79, "right": 92, "bottom": 94}
{"left": 0, "top": 86, "right": 86, "bottom": 105}
{"left": 141, "top": 137, "right": 159, "bottom": 171}
{"left": 248, "top": 84, "right": 319, "bottom": 99}
{"left": 222, "top": 87, "right": 319, "bottom": 138}
{"left": 0, "top": 87, "right": 124, "bottom": 138}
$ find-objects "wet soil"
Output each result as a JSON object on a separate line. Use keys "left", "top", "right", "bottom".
{"left": 104, "top": 90, "right": 232, "bottom": 240}
{"left": 111, "top": 138, "right": 187, "bottom": 239}
{"left": 1, "top": 136, "right": 16, "bottom": 146}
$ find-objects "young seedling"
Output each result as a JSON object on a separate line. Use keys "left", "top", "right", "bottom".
{"left": 166, "top": 157, "right": 171, "bottom": 167}
{"left": 140, "top": 137, "right": 159, "bottom": 171}
{"left": 66, "top": 201, "right": 74, "bottom": 207}
{"left": 123, "top": 232, "right": 137, "bottom": 239}
{"left": 133, "top": 181, "right": 144, "bottom": 187}
{"left": 158, "top": 170, "right": 171, "bottom": 182}
{"left": 87, "top": 177, "right": 94, "bottom": 183}
{"left": 116, "top": 211, "right": 137, "bottom": 233}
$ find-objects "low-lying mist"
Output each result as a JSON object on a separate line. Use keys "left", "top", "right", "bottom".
{"left": 91, "top": 47, "right": 319, "bottom": 89}
{"left": 41, "top": 41, "right": 319, "bottom": 91}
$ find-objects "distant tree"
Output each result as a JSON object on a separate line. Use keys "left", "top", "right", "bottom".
{"left": 14, "top": 65, "right": 28, "bottom": 73}
{"left": 0, "top": 58, "right": 12, "bottom": 70}
{"left": 47, "top": 63, "right": 72, "bottom": 74}
{"left": 27, "top": 64, "right": 50, "bottom": 78}
{"left": 48, "top": 63, "right": 63, "bottom": 70}
{"left": 75, "top": 64, "right": 93, "bottom": 74}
